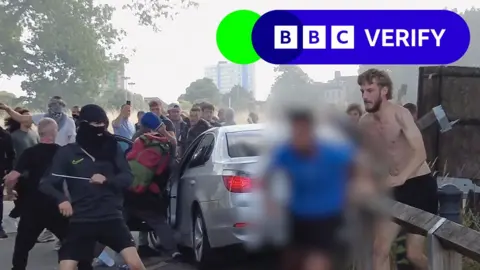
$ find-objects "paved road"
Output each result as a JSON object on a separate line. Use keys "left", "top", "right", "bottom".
{"left": 1, "top": 202, "right": 273, "bottom": 270}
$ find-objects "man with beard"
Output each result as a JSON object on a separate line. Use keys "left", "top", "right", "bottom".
{"left": 0, "top": 125, "right": 15, "bottom": 239}
{"left": 4, "top": 118, "right": 93, "bottom": 270}
{"left": 39, "top": 104, "right": 145, "bottom": 270}
{"left": 358, "top": 69, "right": 436, "bottom": 270}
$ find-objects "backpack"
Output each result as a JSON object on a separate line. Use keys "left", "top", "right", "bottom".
{"left": 126, "top": 133, "right": 171, "bottom": 194}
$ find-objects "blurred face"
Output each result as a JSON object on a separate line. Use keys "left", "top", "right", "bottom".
{"left": 190, "top": 111, "right": 200, "bottom": 125}
{"left": 348, "top": 110, "right": 361, "bottom": 123}
{"left": 22, "top": 112, "right": 32, "bottom": 128}
{"left": 150, "top": 104, "right": 161, "bottom": 116}
{"left": 122, "top": 105, "right": 131, "bottom": 118}
{"left": 361, "top": 79, "right": 387, "bottom": 113}
{"left": 169, "top": 108, "right": 181, "bottom": 121}
{"left": 72, "top": 107, "right": 80, "bottom": 117}
{"left": 202, "top": 109, "right": 213, "bottom": 121}
{"left": 291, "top": 119, "right": 315, "bottom": 150}
{"left": 217, "top": 109, "right": 225, "bottom": 121}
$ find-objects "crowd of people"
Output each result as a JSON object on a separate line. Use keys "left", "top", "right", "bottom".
{"left": 0, "top": 68, "right": 435, "bottom": 270}
{"left": 0, "top": 97, "right": 259, "bottom": 270}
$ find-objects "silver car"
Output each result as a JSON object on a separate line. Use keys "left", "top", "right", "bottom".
{"left": 167, "top": 124, "right": 262, "bottom": 268}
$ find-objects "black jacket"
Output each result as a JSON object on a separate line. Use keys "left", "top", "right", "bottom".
{"left": 182, "top": 119, "right": 211, "bottom": 150}
{"left": 0, "top": 127, "right": 15, "bottom": 175}
{"left": 39, "top": 143, "right": 133, "bottom": 222}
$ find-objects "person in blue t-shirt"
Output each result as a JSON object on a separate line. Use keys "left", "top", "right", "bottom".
{"left": 265, "top": 109, "right": 370, "bottom": 270}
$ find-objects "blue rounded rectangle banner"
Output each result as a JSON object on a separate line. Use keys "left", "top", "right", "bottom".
{"left": 251, "top": 10, "right": 470, "bottom": 65}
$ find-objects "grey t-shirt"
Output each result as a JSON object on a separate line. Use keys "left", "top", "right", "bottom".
{"left": 11, "top": 129, "right": 39, "bottom": 165}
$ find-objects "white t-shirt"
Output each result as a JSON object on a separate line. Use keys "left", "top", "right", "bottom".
{"left": 32, "top": 114, "right": 76, "bottom": 146}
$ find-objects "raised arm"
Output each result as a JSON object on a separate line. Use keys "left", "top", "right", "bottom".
{"left": 0, "top": 103, "right": 33, "bottom": 125}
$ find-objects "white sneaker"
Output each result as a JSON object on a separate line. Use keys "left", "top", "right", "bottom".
{"left": 37, "top": 230, "right": 56, "bottom": 243}
{"left": 54, "top": 240, "right": 62, "bottom": 251}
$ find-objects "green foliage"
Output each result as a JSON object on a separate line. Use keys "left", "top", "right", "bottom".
{"left": 96, "top": 89, "right": 147, "bottom": 111}
{"left": 0, "top": 0, "right": 197, "bottom": 109}
{"left": 177, "top": 99, "right": 193, "bottom": 111}
{"left": 123, "top": 0, "right": 198, "bottom": 32}
{"left": 269, "top": 65, "right": 319, "bottom": 109}
{"left": 179, "top": 78, "right": 221, "bottom": 105}
{"left": 0, "top": 91, "right": 22, "bottom": 108}
{"left": 0, "top": 0, "right": 125, "bottom": 104}
{"left": 358, "top": 8, "right": 480, "bottom": 104}
{"left": 222, "top": 85, "right": 254, "bottom": 111}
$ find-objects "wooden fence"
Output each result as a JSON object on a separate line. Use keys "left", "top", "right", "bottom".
{"left": 354, "top": 199, "right": 480, "bottom": 270}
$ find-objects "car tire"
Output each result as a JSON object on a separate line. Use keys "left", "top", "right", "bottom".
{"left": 192, "top": 209, "right": 217, "bottom": 269}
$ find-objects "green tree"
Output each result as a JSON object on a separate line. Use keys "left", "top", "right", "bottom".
{"left": 124, "top": 0, "right": 198, "bottom": 32}
{"left": 358, "top": 8, "right": 480, "bottom": 104}
{"left": 0, "top": 91, "right": 21, "bottom": 107}
{"left": 269, "top": 65, "right": 318, "bottom": 107}
{"left": 179, "top": 78, "right": 221, "bottom": 105}
{"left": 177, "top": 99, "right": 193, "bottom": 111}
{"left": 0, "top": 0, "right": 126, "bottom": 103}
{"left": 222, "top": 85, "right": 254, "bottom": 111}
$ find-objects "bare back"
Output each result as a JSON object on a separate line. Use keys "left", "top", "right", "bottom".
{"left": 360, "top": 102, "right": 430, "bottom": 180}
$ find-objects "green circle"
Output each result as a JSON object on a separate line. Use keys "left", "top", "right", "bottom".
{"left": 216, "top": 10, "right": 261, "bottom": 65}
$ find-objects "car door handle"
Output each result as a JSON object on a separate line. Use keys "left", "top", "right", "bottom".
{"left": 190, "top": 180, "right": 196, "bottom": 186}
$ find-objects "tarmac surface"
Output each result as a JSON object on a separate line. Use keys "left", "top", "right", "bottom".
{"left": 0, "top": 201, "right": 273, "bottom": 270}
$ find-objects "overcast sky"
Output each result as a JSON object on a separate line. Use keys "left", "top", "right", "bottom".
{"left": 0, "top": 0, "right": 477, "bottom": 103}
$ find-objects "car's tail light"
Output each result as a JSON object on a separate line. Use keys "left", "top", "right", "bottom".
{"left": 233, "top": 222, "right": 248, "bottom": 228}
{"left": 223, "top": 175, "right": 252, "bottom": 193}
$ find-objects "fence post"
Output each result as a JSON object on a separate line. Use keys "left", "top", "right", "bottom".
{"left": 438, "top": 184, "right": 463, "bottom": 224}
{"left": 432, "top": 184, "right": 463, "bottom": 269}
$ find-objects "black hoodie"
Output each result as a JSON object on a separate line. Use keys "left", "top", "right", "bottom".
{"left": 40, "top": 104, "right": 133, "bottom": 222}
{"left": 39, "top": 143, "right": 133, "bottom": 222}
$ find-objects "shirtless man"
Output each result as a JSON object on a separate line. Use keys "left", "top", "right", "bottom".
{"left": 357, "top": 69, "right": 438, "bottom": 270}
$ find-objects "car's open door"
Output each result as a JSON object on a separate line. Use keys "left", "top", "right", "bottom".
{"left": 166, "top": 135, "right": 205, "bottom": 228}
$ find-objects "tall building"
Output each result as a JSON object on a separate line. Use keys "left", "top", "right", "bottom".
{"left": 204, "top": 61, "right": 255, "bottom": 96}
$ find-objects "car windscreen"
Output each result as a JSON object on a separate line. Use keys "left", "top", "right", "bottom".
{"left": 226, "top": 130, "right": 263, "bottom": 157}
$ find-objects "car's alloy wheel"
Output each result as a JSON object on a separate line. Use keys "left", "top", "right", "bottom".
{"left": 192, "top": 210, "right": 216, "bottom": 269}
{"left": 193, "top": 215, "right": 204, "bottom": 262}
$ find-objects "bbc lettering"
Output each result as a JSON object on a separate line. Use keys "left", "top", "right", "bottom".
{"left": 274, "top": 25, "right": 355, "bottom": 49}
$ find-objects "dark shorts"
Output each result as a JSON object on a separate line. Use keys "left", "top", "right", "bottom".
{"left": 59, "top": 219, "right": 136, "bottom": 262}
{"left": 393, "top": 173, "right": 438, "bottom": 214}
{"left": 289, "top": 214, "right": 343, "bottom": 253}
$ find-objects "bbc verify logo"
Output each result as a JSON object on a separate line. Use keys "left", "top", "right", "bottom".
{"left": 274, "top": 25, "right": 446, "bottom": 49}
{"left": 215, "top": 10, "right": 470, "bottom": 65}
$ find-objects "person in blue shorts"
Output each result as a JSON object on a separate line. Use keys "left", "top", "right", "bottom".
{"left": 265, "top": 109, "right": 373, "bottom": 270}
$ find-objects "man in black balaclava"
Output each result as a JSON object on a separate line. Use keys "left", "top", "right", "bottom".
{"left": 40, "top": 104, "right": 146, "bottom": 270}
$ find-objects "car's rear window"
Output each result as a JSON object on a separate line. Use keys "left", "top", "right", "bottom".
{"left": 226, "top": 130, "right": 262, "bottom": 157}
